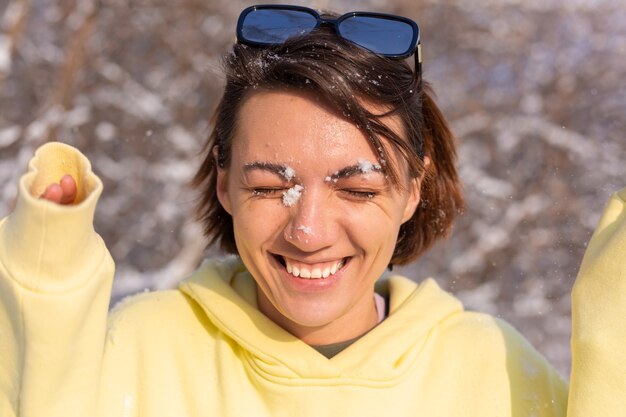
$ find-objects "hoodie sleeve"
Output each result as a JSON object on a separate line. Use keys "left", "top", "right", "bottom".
{"left": 568, "top": 188, "right": 626, "bottom": 416}
{"left": 0, "top": 142, "right": 114, "bottom": 417}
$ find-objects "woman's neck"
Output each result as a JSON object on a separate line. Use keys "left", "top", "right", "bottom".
{"left": 257, "top": 291, "right": 380, "bottom": 346}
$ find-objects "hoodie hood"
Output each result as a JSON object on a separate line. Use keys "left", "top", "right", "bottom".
{"left": 180, "top": 257, "right": 463, "bottom": 385}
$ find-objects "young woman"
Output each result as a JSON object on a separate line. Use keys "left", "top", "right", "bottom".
{"left": 1, "top": 5, "right": 624, "bottom": 417}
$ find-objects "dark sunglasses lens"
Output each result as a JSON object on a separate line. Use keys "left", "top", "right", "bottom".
{"left": 240, "top": 9, "right": 318, "bottom": 44}
{"left": 338, "top": 16, "right": 416, "bottom": 56}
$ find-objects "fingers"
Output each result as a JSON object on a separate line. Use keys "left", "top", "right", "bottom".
{"left": 40, "top": 175, "right": 77, "bottom": 205}
{"left": 41, "top": 183, "right": 63, "bottom": 204}
{"left": 59, "top": 175, "right": 77, "bottom": 204}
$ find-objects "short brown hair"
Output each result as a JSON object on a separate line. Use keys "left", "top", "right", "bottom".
{"left": 193, "top": 29, "right": 464, "bottom": 265}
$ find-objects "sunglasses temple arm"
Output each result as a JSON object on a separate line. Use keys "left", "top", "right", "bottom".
{"left": 414, "top": 53, "right": 422, "bottom": 82}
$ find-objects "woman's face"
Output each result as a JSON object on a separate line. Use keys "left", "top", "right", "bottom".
{"left": 217, "top": 90, "right": 422, "bottom": 345}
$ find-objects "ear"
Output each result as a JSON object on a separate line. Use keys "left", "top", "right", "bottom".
{"left": 214, "top": 146, "right": 233, "bottom": 215}
{"left": 401, "top": 156, "right": 431, "bottom": 223}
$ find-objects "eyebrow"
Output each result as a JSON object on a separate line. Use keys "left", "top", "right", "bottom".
{"left": 243, "top": 162, "right": 293, "bottom": 179}
{"left": 243, "top": 162, "right": 385, "bottom": 181}
{"left": 328, "top": 164, "right": 384, "bottom": 181}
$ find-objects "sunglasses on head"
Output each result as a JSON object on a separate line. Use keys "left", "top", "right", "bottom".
{"left": 236, "top": 4, "right": 422, "bottom": 75}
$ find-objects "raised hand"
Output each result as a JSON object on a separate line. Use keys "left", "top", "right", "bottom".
{"left": 40, "top": 174, "right": 78, "bottom": 205}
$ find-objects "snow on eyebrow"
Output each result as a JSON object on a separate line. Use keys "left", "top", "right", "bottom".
{"left": 282, "top": 184, "right": 303, "bottom": 207}
{"left": 357, "top": 158, "right": 382, "bottom": 173}
{"left": 243, "top": 162, "right": 297, "bottom": 181}
{"left": 281, "top": 166, "right": 296, "bottom": 181}
{"left": 325, "top": 162, "right": 384, "bottom": 183}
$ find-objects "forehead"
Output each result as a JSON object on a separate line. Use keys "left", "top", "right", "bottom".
{"left": 232, "top": 90, "right": 402, "bottom": 164}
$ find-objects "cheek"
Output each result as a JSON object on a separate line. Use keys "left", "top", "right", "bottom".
{"left": 344, "top": 204, "right": 404, "bottom": 249}
{"left": 230, "top": 200, "right": 288, "bottom": 248}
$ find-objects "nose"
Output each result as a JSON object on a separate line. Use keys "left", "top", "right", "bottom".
{"left": 283, "top": 185, "right": 338, "bottom": 252}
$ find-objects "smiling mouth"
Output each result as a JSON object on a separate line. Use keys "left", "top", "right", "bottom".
{"left": 274, "top": 255, "right": 348, "bottom": 279}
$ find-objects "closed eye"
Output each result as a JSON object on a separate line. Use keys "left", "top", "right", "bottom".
{"left": 251, "top": 187, "right": 289, "bottom": 197}
{"left": 341, "top": 189, "right": 378, "bottom": 199}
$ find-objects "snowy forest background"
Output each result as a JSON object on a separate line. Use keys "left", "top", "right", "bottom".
{"left": 1, "top": 0, "right": 625, "bottom": 376}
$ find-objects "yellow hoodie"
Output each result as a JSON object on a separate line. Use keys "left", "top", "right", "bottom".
{"left": 0, "top": 142, "right": 623, "bottom": 417}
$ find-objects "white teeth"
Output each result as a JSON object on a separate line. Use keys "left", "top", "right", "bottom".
{"left": 282, "top": 258, "right": 346, "bottom": 279}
